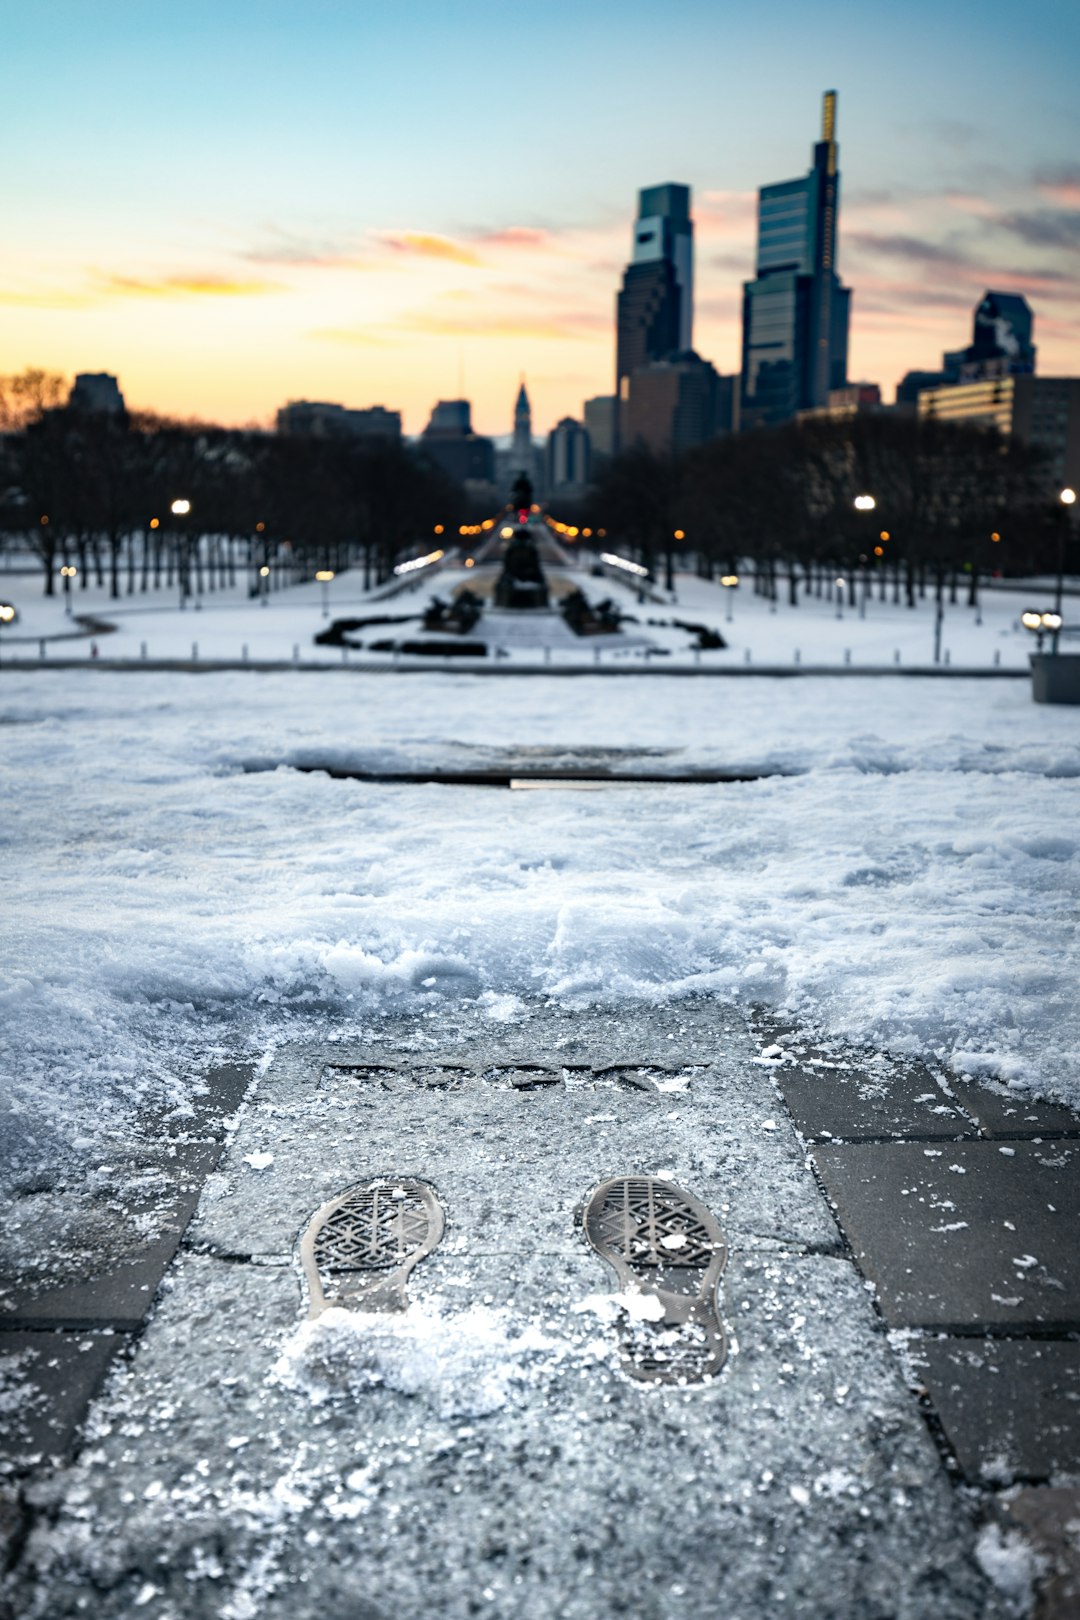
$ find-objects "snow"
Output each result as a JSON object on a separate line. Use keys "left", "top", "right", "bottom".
{"left": 0, "top": 550, "right": 1057, "bottom": 670}
{"left": 2, "top": 643, "right": 1078, "bottom": 1193}
{"left": 272, "top": 1301, "right": 567, "bottom": 1419}
{"left": 974, "top": 1522, "right": 1043, "bottom": 1614}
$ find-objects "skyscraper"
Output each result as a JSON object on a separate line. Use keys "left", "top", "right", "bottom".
{"left": 740, "top": 91, "right": 851, "bottom": 429}
{"left": 616, "top": 183, "right": 694, "bottom": 439}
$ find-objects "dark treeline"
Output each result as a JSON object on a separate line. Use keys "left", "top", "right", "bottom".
{"left": 586, "top": 414, "right": 1063, "bottom": 606}
{"left": 0, "top": 377, "right": 464, "bottom": 598}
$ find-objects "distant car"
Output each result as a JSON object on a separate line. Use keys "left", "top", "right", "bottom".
{"left": 0, "top": 601, "right": 18, "bottom": 625}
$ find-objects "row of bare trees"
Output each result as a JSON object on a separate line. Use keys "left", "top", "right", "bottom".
{"left": 0, "top": 372, "right": 464, "bottom": 598}
{"left": 585, "top": 413, "right": 1066, "bottom": 604}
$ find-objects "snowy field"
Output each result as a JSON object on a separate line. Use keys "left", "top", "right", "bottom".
{"left": 2, "top": 663, "right": 1078, "bottom": 1195}
{"left": 0, "top": 551, "right": 1058, "bottom": 668}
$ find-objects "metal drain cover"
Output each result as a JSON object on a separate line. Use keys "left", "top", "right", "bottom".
{"left": 583, "top": 1175, "right": 728, "bottom": 1384}
{"left": 300, "top": 1178, "right": 445, "bottom": 1316}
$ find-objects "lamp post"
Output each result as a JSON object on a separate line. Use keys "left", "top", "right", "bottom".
{"left": 835, "top": 576, "right": 846, "bottom": 620}
{"left": 60, "top": 564, "right": 78, "bottom": 615}
{"left": 1057, "top": 488, "right": 1076, "bottom": 616}
{"left": 171, "top": 499, "right": 192, "bottom": 609}
{"left": 853, "top": 495, "right": 876, "bottom": 619}
{"left": 315, "top": 569, "right": 335, "bottom": 619}
{"left": 1023, "top": 608, "right": 1063, "bottom": 656}
{"left": 721, "top": 573, "right": 739, "bottom": 623}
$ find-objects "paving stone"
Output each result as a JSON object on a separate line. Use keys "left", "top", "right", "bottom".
{"left": 189, "top": 1041, "right": 839, "bottom": 1261}
{"left": 1005, "top": 1487, "right": 1080, "bottom": 1620}
{"left": 776, "top": 1060, "right": 975, "bottom": 1142}
{"left": 812, "top": 1140, "right": 1080, "bottom": 1330}
{"left": 950, "top": 1083, "right": 1080, "bottom": 1140}
{"left": 0, "top": 1331, "right": 126, "bottom": 1467}
{"left": 0, "top": 1249, "right": 1008, "bottom": 1620}
{"left": 1, "top": 1142, "right": 221, "bottom": 1330}
{"left": 911, "top": 1337, "right": 1080, "bottom": 1484}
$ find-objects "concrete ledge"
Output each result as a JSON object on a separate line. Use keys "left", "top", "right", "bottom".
{"left": 0, "top": 657, "right": 1030, "bottom": 678}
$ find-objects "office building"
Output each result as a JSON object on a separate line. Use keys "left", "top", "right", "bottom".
{"left": 583, "top": 395, "right": 617, "bottom": 460}
{"left": 797, "top": 381, "right": 883, "bottom": 423}
{"left": 897, "top": 290, "right": 1036, "bottom": 403}
{"left": 616, "top": 183, "right": 694, "bottom": 435}
{"left": 420, "top": 399, "right": 495, "bottom": 485}
{"left": 68, "top": 373, "right": 126, "bottom": 415}
{"left": 740, "top": 91, "right": 851, "bottom": 429}
{"left": 276, "top": 400, "right": 401, "bottom": 441}
{"left": 623, "top": 352, "right": 732, "bottom": 456}
{"left": 546, "top": 417, "right": 591, "bottom": 496}
{"left": 918, "top": 375, "right": 1080, "bottom": 491}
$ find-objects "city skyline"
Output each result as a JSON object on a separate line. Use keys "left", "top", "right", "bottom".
{"left": 4, "top": 0, "right": 1079, "bottom": 434}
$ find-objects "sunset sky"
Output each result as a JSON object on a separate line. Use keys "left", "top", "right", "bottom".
{"left": 4, "top": 0, "right": 1079, "bottom": 436}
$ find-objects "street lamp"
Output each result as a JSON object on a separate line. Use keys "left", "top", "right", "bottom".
{"left": 1057, "top": 488, "right": 1076, "bottom": 615}
{"left": 315, "top": 569, "right": 335, "bottom": 619}
{"left": 853, "top": 496, "right": 876, "bottom": 617}
{"left": 60, "top": 564, "right": 78, "bottom": 614}
{"left": 171, "top": 499, "right": 193, "bottom": 608}
{"left": 1023, "top": 608, "right": 1063, "bottom": 654}
{"left": 835, "top": 576, "right": 846, "bottom": 620}
{"left": 721, "top": 573, "right": 739, "bottom": 623}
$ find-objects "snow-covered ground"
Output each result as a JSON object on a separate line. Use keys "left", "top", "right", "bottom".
{"left": 0, "top": 551, "right": 1058, "bottom": 668}
{"left": 2, "top": 662, "right": 1078, "bottom": 1196}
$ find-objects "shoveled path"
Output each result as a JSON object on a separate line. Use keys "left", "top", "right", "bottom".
{"left": 2, "top": 1000, "right": 1078, "bottom": 1618}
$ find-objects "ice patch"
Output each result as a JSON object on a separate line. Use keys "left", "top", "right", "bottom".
{"left": 271, "top": 1302, "right": 562, "bottom": 1419}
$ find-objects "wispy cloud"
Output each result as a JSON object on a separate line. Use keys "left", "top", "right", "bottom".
{"left": 994, "top": 210, "right": 1080, "bottom": 252}
{"left": 471, "top": 226, "right": 551, "bottom": 249}
{"left": 847, "top": 233, "right": 974, "bottom": 269}
{"left": 242, "top": 231, "right": 374, "bottom": 269}
{"left": 399, "top": 308, "right": 591, "bottom": 341}
{"left": 95, "top": 272, "right": 283, "bottom": 299}
{"left": 378, "top": 232, "right": 483, "bottom": 266}
{"left": 1035, "top": 166, "right": 1080, "bottom": 209}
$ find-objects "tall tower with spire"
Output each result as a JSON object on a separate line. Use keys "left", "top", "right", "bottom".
{"left": 739, "top": 90, "right": 851, "bottom": 428}
{"left": 511, "top": 380, "right": 532, "bottom": 475}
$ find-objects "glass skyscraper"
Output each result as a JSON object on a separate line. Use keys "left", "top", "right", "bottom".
{"left": 740, "top": 91, "right": 851, "bottom": 429}
{"left": 616, "top": 183, "right": 694, "bottom": 443}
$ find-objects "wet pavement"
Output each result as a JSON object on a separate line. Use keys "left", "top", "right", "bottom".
{"left": 2, "top": 1001, "right": 1078, "bottom": 1617}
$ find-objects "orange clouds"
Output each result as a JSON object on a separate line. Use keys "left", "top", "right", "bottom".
{"left": 95, "top": 272, "right": 283, "bottom": 300}
{"left": 379, "top": 233, "right": 483, "bottom": 266}
{"left": 0, "top": 271, "right": 284, "bottom": 311}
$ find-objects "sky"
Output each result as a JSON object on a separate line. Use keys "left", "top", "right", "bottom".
{"left": 3, "top": 0, "right": 1079, "bottom": 436}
